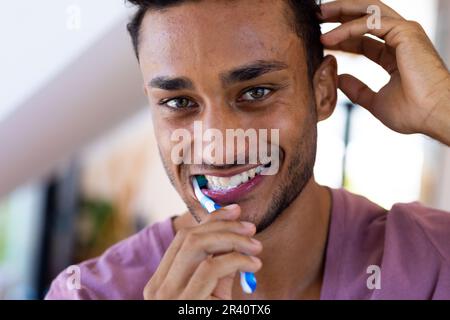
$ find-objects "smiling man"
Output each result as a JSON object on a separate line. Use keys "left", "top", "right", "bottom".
{"left": 46, "top": 0, "right": 450, "bottom": 300}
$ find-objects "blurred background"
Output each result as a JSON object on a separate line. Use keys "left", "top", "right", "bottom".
{"left": 0, "top": 0, "right": 449, "bottom": 299}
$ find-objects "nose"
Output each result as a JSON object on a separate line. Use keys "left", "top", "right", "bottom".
{"left": 192, "top": 100, "right": 252, "bottom": 166}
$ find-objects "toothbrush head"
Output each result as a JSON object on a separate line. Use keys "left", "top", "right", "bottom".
{"left": 192, "top": 175, "right": 221, "bottom": 213}
{"left": 195, "top": 175, "right": 208, "bottom": 188}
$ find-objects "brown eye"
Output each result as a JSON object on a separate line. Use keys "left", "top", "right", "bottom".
{"left": 165, "top": 97, "right": 196, "bottom": 109}
{"left": 240, "top": 87, "right": 272, "bottom": 102}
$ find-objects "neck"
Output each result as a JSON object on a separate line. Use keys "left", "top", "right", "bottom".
{"left": 233, "top": 178, "right": 332, "bottom": 300}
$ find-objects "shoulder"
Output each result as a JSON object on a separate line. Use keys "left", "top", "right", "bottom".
{"left": 327, "top": 188, "right": 450, "bottom": 299}
{"left": 385, "top": 201, "right": 450, "bottom": 264}
{"left": 45, "top": 217, "right": 175, "bottom": 300}
{"left": 332, "top": 188, "right": 450, "bottom": 261}
{"left": 378, "top": 201, "right": 450, "bottom": 298}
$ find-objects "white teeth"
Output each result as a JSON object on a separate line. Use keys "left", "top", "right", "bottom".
{"left": 204, "top": 164, "right": 266, "bottom": 191}
{"left": 262, "top": 158, "right": 271, "bottom": 166}
{"left": 230, "top": 175, "right": 241, "bottom": 186}
{"left": 249, "top": 168, "right": 256, "bottom": 179}
{"left": 219, "top": 177, "right": 229, "bottom": 187}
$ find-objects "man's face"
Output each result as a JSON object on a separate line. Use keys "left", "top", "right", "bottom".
{"left": 138, "top": 0, "right": 321, "bottom": 231}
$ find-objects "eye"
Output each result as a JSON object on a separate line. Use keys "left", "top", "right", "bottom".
{"left": 161, "top": 97, "right": 196, "bottom": 109}
{"left": 239, "top": 87, "right": 273, "bottom": 102}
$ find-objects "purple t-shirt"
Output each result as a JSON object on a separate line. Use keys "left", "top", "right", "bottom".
{"left": 45, "top": 188, "right": 450, "bottom": 299}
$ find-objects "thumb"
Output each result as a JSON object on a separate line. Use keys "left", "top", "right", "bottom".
{"left": 338, "top": 74, "right": 376, "bottom": 113}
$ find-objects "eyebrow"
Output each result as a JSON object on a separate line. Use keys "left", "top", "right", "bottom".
{"left": 221, "top": 60, "right": 288, "bottom": 86}
{"left": 149, "top": 76, "right": 194, "bottom": 91}
{"left": 148, "top": 60, "right": 288, "bottom": 91}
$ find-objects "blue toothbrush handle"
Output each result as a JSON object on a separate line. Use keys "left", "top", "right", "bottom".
{"left": 207, "top": 203, "right": 257, "bottom": 294}
{"left": 240, "top": 270, "right": 257, "bottom": 294}
{"left": 192, "top": 178, "right": 257, "bottom": 294}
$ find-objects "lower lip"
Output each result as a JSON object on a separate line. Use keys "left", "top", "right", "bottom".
{"left": 201, "top": 174, "right": 265, "bottom": 205}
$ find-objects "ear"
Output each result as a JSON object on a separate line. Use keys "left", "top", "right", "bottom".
{"left": 313, "top": 55, "right": 338, "bottom": 122}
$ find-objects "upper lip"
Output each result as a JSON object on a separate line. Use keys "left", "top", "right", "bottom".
{"left": 190, "top": 163, "right": 262, "bottom": 178}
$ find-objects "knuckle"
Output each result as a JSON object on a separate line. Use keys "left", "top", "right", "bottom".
{"left": 210, "top": 231, "right": 240, "bottom": 250}
{"left": 221, "top": 233, "right": 242, "bottom": 249}
{"left": 406, "top": 20, "right": 423, "bottom": 32}
{"left": 199, "top": 256, "right": 216, "bottom": 272}
{"left": 176, "top": 227, "right": 189, "bottom": 240}
{"left": 205, "top": 213, "right": 223, "bottom": 223}
{"left": 230, "top": 234, "right": 245, "bottom": 247}
{"left": 184, "top": 231, "right": 201, "bottom": 247}
{"left": 228, "top": 251, "right": 245, "bottom": 263}
{"left": 225, "top": 252, "right": 251, "bottom": 270}
{"left": 239, "top": 252, "right": 252, "bottom": 262}
{"left": 201, "top": 213, "right": 214, "bottom": 223}
{"left": 240, "top": 252, "right": 258, "bottom": 265}
{"left": 214, "top": 220, "right": 239, "bottom": 230}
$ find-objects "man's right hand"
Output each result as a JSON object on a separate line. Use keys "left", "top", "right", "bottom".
{"left": 143, "top": 204, "right": 263, "bottom": 300}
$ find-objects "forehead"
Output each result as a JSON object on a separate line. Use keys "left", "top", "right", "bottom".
{"left": 138, "top": 0, "right": 305, "bottom": 79}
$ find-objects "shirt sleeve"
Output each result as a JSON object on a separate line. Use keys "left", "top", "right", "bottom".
{"left": 44, "top": 218, "right": 175, "bottom": 300}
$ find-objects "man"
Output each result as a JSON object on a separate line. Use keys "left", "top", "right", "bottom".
{"left": 46, "top": 0, "right": 450, "bottom": 299}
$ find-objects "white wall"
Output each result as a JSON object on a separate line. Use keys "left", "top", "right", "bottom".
{"left": 0, "top": 2, "right": 147, "bottom": 198}
{"left": 0, "top": 0, "right": 131, "bottom": 122}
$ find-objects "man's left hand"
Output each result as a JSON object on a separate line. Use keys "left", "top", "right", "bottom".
{"left": 320, "top": 0, "right": 450, "bottom": 146}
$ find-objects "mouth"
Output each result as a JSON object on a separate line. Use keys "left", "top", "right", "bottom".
{"left": 193, "top": 162, "right": 272, "bottom": 205}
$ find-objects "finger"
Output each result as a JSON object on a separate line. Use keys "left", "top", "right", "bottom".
{"left": 325, "top": 36, "right": 397, "bottom": 74}
{"left": 150, "top": 205, "right": 243, "bottom": 287}
{"left": 199, "top": 204, "right": 241, "bottom": 225}
{"left": 338, "top": 74, "right": 376, "bottom": 111}
{"left": 181, "top": 253, "right": 262, "bottom": 299}
{"left": 166, "top": 231, "right": 262, "bottom": 288}
{"left": 321, "top": 16, "right": 411, "bottom": 49}
{"left": 211, "top": 271, "right": 237, "bottom": 300}
{"left": 147, "top": 226, "right": 192, "bottom": 291}
{"left": 194, "top": 220, "right": 257, "bottom": 237}
{"left": 319, "top": 0, "right": 403, "bottom": 22}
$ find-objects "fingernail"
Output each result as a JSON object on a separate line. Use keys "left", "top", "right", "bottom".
{"left": 223, "top": 204, "right": 239, "bottom": 212}
{"left": 241, "top": 221, "right": 255, "bottom": 230}
{"left": 250, "top": 238, "right": 261, "bottom": 246}
{"left": 250, "top": 256, "right": 261, "bottom": 264}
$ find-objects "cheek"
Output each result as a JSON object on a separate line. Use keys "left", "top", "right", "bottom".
{"left": 267, "top": 104, "right": 315, "bottom": 171}
{"left": 267, "top": 96, "right": 313, "bottom": 145}
{"left": 152, "top": 118, "right": 179, "bottom": 164}
{"left": 153, "top": 116, "right": 197, "bottom": 171}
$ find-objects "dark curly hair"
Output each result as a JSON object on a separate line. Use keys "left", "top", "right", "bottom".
{"left": 126, "top": 0, "right": 323, "bottom": 79}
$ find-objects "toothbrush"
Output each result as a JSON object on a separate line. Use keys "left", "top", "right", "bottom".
{"left": 192, "top": 176, "right": 257, "bottom": 294}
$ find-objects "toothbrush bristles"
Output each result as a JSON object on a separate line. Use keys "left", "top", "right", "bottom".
{"left": 196, "top": 175, "right": 208, "bottom": 188}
